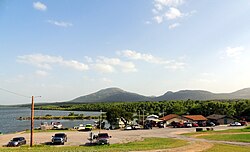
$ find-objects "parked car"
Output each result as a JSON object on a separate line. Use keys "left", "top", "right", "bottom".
{"left": 85, "top": 124, "right": 93, "bottom": 131}
{"left": 184, "top": 122, "right": 192, "bottom": 128}
{"left": 7, "top": 137, "right": 26, "bottom": 147}
{"left": 198, "top": 121, "right": 206, "bottom": 127}
{"left": 192, "top": 122, "right": 199, "bottom": 127}
{"left": 51, "top": 133, "right": 67, "bottom": 145}
{"left": 95, "top": 133, "right": 111, "bottom": 145}
{"left": 206, "top": 122, "right": 215, "bottom": 127}
{"left": 172, "top": 122, "right": 184, "bottom": 128}
{"left": 157, "top": 122, "right": 165, "bottom": 128}
{"left": 239, "top": 121, "right": 248, "bottom": 126}
{"left": 132, "top": 124, "right": 142, "bottom": 130}
{"left": 144, "top": 123, "right": 152, "bottom": 129}
{"left": 230, "top": 122, "right": 241, "bottom": 126}
{"left": 124, "top": 125, "right": 133, "bottom": 130}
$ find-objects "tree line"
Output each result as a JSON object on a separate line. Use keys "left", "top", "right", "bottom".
{"left": 36, "top": 99, "right": 250, "bottom": 118}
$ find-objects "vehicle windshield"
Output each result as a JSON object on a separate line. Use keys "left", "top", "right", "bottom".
{"left": 98, "top": 133, "right": 108, "bottom": 138}
{"left": 85, "top": 124, "right": 91, "bottom": 127}
{"left": 54, "top": 134, "right": 65, "bottom": 137}
{"left": 12, "top": 138, "right": 21, "bottom": 141}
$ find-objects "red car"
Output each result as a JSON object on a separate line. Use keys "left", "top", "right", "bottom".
{"left": 239, "top": 121, "right": 248, "bottom": 126}
{"left": 192, "top": 122, "right": 199, "bottom": 127}
{"left": 172, "top": 122, "right": 184, "bottom": 128}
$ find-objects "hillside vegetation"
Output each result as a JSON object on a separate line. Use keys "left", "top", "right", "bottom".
{"left": 36, "top": 100, "right": 250, "bottom": 119}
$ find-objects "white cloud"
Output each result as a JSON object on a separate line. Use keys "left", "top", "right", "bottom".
{"left": 154, "top": 16, "right": 163, "bottom": 24}
{"left": 169, "top": 23, "right": 180, "bottom": 29}
{"left": 165, "top": 7, "right": 182, "bottom": 20}
{"left": 84, "top": 56, "right": 93, "bottom": 63}
{"left": 226, "top": 46, "right": 244, "bottom": 58}
{"left": 155, "top": 0, "right": 184, "bottom": 8}
{"left": 101, "top": 78, "right": 113, "bottom": 84}
{"left": 47, "top": 20, "right": 73, "bottom": 28}
{"left": 165, "top": 61, "right": 185, "bottom": 69}
{"left": 151, "top": 0, "right": 194, "bottom": 25}
{"left": 33, "top": 1, "right": 47, "bottom": 11}
{"left": 35, "top": 70, "right": 49, "bottom": 77}
{"left": 62, "top": 60, "right": 89, "bottom": 71}
{"left": 17, "top": 54, "right": 88, "bottom": 71}
{"left": 118, "top": 50, "right": 185, "bottom": 70}
{"left": 94, "top": 64, "right": 114, "bottom": 73}
{"left": 94, "top": 56, "right": 137, "bottom": 73}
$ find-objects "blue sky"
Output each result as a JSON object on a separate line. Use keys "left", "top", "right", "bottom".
{"left": 1, "top": 0, "right": 250, "bottom": 104}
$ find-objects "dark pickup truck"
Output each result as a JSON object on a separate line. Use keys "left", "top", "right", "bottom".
{"left": 95, "top": 133, "right": 111, "bottom": 145}
{"left": 51, "top": 133, "right": 67, "bottom": 145}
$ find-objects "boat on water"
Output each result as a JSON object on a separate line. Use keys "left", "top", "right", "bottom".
{"left": 52, "top": 122, "right": 63, "bottom": 129}
{"left": 40, "top": 121, "right": 63, "bottom": 130}
{"left": 74, "top": 124, "right": 85, "bottom": 131}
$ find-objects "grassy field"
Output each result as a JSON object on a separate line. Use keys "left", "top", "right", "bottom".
{"left": 182, "top": 126, "right": 250, "bottom": 143}
{"left": 0, "top": 137, "right": 188, "bottom": 152}
{"left": 205, "top": 144, "right": 250, "bottom": 152}
{"left": 183, "top": 126, "right": 250, "bottom": 136}
{"left": 198, "top": 134, "right": 250, "bottom": 142}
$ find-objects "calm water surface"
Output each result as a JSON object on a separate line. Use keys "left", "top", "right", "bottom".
{"left": 0, "top": 107, "right": 101, "bottom": 134}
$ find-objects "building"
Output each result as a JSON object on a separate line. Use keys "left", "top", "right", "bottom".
{"left": 160, "top": 114, "right": 183, "bottom": 125}
{"left": 206, "top": 114, "right": 235, "bottom": 125}
{"left": 183, "top": 115, "right": 207, "bottom": 124}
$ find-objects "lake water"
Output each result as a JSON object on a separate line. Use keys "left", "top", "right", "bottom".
{"left": 0, "top": 107, "right": 102, "bottom": 134}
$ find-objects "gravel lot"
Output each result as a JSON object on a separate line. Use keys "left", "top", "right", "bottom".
{"left": 0, "top": 126, "right": 245, "bottom": 147}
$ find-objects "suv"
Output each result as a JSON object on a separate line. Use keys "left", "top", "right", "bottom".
{"left": 52, "top": 133, "right": 67, "bottom": 145}
{"left": 7, "top": 137, "right": 26, "bottom": 147}
{"left": 95, "top": 133, "right": 111, "bottom": 145}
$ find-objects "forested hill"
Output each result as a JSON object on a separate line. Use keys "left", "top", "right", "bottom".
{"left": 70, "top": 87, "right": 250, "bottom": 103}
{"left": 71, "top": 88, "right": 152, "bottom": 103}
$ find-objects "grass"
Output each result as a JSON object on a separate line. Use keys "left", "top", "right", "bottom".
{"left": 0, "top": 137, "right": 188, "bottom": 152}
{"left": 204, "top": 144, "right": 250, "bottom": 152}
{"left": 198, "top": 134, "right": 250, "bottom": 142}
{"left": 183, "top": 126, "right": 250, "bottom": 136}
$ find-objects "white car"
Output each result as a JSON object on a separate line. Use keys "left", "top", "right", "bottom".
{"left": 124, "top": 126, "right": 132, "bottom": 130}
{"left": 230, "top": 122, "right": 241, "bottom": 126}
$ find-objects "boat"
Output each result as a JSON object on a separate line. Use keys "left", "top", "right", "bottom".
{"left": 52, "top": 122, "right": 63, "bottom": 129}
{"left": 74, "top": 124, "right": 85, "bottom": 131}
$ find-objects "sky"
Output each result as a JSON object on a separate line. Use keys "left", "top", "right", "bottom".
{"left": 1, "top": 0, "right": 250, "bottom": 105}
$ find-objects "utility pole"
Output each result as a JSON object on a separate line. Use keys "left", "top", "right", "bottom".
{"left": 30, "top": 95, "right": 41, "bottom": 147}
{"left": 142, "top": 110, "right": 145, "bottom": 127}
{"left": 30, "top": 96, "right": 34, "bottom": 147}
{"left": 138, "top": 110, "right": 140, "bottom": 124}
{"left": 99, "top": 110, "right": 102, "bottom": 133}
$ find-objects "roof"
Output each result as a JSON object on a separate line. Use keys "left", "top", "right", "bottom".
{"left": 183, "top": 115, "right": 207, "bottom": 121}
{"left": 206, "top": 114, "right": 227, "bottom": 120}
{"left": 160, "top": 114, "right": 179, "bottom": 121}
{"left": 147, "top": 115, "right": 159, "bottom": 119}
{"left": 146, "top": 118, "right": 163, "bottom": 122}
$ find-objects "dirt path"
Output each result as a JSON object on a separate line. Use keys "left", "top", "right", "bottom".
{"left": 131, "top": 141, "right": 214, "bottom": 152}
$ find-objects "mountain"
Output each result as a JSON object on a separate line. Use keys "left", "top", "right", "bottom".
{"left": 156, "top": 90, "right": 216, "bottom": 101}
{"left": 71, "top": 87, "right": 152, "bottom": 103}
{"left": 70, "top": 87, "right": 250, "bottom": 103}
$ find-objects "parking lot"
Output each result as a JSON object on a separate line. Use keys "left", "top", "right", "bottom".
{"left": 0, "top": 125, "right": 245, "bottom": 147}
